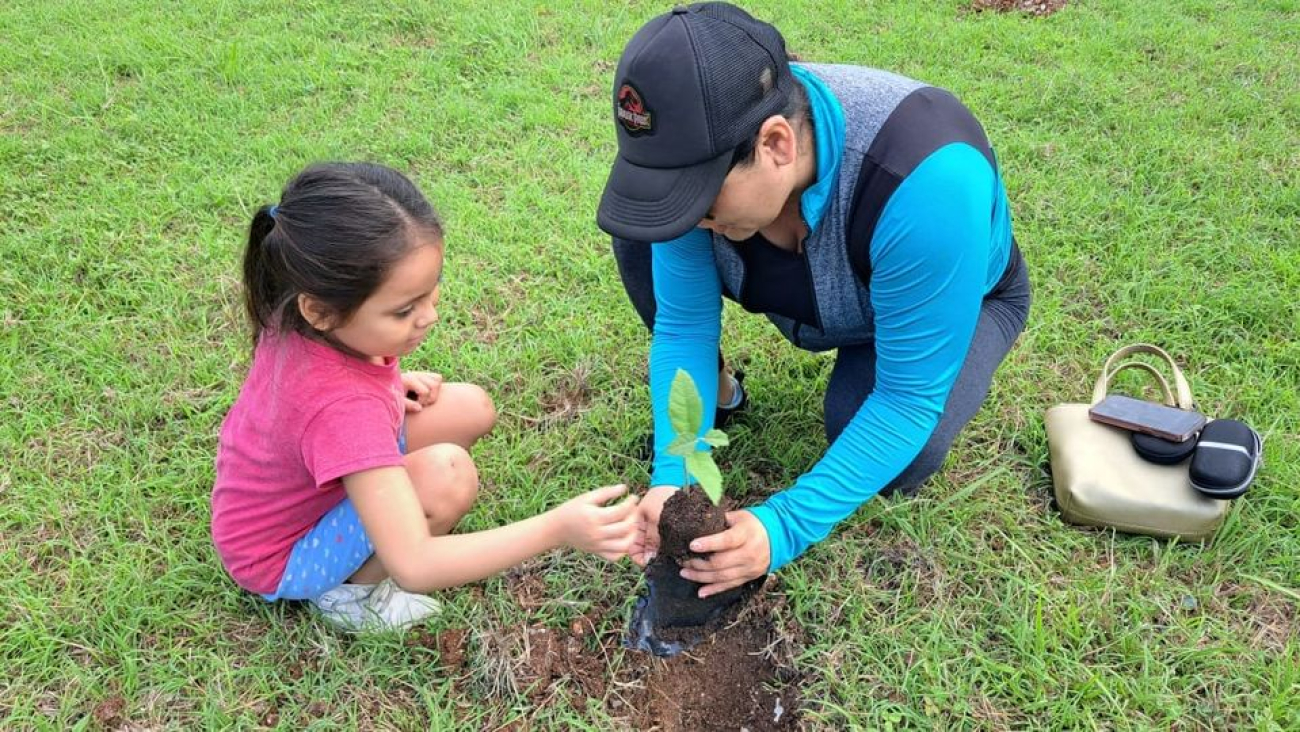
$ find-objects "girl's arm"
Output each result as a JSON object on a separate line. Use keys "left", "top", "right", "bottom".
{"left": 344, "top": 467, "right": 638, "bottom": 593}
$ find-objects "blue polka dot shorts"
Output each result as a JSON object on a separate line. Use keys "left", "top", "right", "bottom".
{"left": 261, "top": 424, "right": 407, "bottom": 602}
{"left": 261, "top": 497, "right": 375, "bottom": 602}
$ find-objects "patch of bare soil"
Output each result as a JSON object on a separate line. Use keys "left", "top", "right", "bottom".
{"left": 504, "top": 562, "right": 550, "bottom": 611}
{"left": 473, "top": 587, "right": 803, "bottom": 729}
{"left": 862, "top": 536, "right": 935, "bottom": 593}
{"left": 969, "top": 0, "right": 1069, "bottom": 16}
{"left": 515, "top": 362, "right": 594, "bottom": 429}
{"left": 518, "top": 621, "right": 612, "bottom": 701}
{"left": 1217, "top": 582, "right": 1299, "bottom": 653}
{"left": 619, "top": 594, "right": 802, "bottom": 731}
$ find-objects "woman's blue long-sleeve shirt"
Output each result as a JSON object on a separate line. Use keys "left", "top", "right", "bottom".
{"left": 647, "top": 66, "right": 1011, "bottom": 572}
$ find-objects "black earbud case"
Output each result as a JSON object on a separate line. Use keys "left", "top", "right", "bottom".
{"left": 1131, "top": 431, "right": 1198, "bottom": 465}
{"left": 1188, "top": 419, "right": 1262, "bottom": 499}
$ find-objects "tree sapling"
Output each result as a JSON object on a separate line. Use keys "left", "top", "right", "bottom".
{"left": 665, "top": 369, "right": 729, "bottom": 504}
{"left": 626, "top": 369, "right": 765, "bottom": 656}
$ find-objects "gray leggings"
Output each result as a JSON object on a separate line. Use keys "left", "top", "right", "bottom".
{"left": 612, "top": 237, "right": 1032, "bottom": 496}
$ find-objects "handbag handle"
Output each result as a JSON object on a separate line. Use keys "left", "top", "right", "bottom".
{"left": 1099, "top": 362, "right": 1176, "bottom": 405}
{"left": 1091, "top": 344, "right": 1194, "bottom": 408}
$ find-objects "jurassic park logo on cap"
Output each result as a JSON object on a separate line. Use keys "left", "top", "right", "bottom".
{"left": 616, "top": 83, "right": 653, "bottom": 135}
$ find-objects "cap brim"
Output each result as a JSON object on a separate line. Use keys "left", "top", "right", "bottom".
{"left": 597, "top": 150, "right": 732, "bottom": 242}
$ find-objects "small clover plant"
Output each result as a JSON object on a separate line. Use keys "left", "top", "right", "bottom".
{"left": 664, "top": 369, "right": 729, "bottom": 505}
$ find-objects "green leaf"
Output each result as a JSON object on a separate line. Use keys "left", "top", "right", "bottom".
{"left": 665, "top": 434, "right": 697, "bottom": 457}
{"left": 685, "top": 452, "right": 723, "bottom": 505}
{"left": 668, "top": 369, "right": 703, "bottom": 437}
{"left": 701, "top": 428, "right": 729, "bottom": 448}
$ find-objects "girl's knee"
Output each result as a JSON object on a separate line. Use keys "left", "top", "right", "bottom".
{"left": 466, "top": 384, "right": 497, "bottom": 437}
{"left": 409, "top": 443, "right": 479, "bottom": 513}
{"left": 450, "top": 383, "right": 497, "bottom": 443}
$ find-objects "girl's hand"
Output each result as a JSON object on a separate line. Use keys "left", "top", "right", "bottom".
{"left": 554, "top": 484, "right": 640, "bottom": 561}
{"left": 677, "top": 510, "right": 770, "bottom": 597}
{"left": 401, "top": 371, "right": 444, "bottom": 413}
{"left": 630, "top": 485, "right": 678, "bottom": 567}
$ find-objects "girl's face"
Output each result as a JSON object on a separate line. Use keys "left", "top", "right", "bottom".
{"left": 327, "top": 236, "right": 444, "bottom": 361}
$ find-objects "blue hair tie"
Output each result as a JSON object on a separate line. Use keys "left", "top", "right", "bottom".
{"left": 268, "top": 204, "right": 279, "bottom": 220}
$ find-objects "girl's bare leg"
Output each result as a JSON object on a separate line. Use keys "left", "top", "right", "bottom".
{"left": 347, "top": 443, "right": 479, "bottom": 584}
{"left": 404, "top": 383, "right": 497, "bottom": 452}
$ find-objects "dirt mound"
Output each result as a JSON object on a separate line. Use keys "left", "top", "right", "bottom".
{"left": 969, "top": 0, "right": 1069, "bottom": 16}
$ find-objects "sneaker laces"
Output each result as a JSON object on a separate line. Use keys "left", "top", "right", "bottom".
{"left": 314, "top": 583, "right": 372, "bottom": 611}
{"left": 364, "top": 578, "right": 398, "bottom": 617}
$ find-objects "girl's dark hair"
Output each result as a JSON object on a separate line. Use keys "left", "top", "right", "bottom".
{"left": 242, "top": 162, "right": 442, "bottom": 346}
{"left": 728, "top": 67, "right": 811, "bottom": 170}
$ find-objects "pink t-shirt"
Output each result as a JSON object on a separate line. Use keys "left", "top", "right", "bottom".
{"left": 211, "top": 331, "right": 407, "bottom": 594}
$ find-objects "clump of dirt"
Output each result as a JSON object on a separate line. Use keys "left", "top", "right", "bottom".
{"left": 969, "top": 0, "right": 1069, "bottom": 15}
{"left": 437, "top": 628, "right": 469, "bottom": 670}
{"left": 658, "top": 485, "right": 727, "bottom": 561}
{"left": 92, "top": 696, "right": 127, "bottom": 728}
{"left": 405, "top": 627, "right": 470, "bottom": 672}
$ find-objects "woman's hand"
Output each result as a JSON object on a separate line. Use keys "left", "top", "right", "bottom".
{"left": 401, "top": 371, "right": 444, "bottom": 413}
{"left": 630, "top": 485, "right": 678, "bottom": 567}
{"left": 678, "top": 510, "right": 770, "bottom": 597}
{"left": 553, "top": 484, "right": 640, "bottom": 561}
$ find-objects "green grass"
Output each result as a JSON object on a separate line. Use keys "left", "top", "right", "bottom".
{"left": 2, "top": 0, "right": 1297, "bottom": 728}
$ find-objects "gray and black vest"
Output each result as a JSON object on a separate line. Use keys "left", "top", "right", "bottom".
{"left": 708, "top": 63, "right": 999, "bottom": 352}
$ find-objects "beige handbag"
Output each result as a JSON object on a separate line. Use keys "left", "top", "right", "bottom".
{"left": 1045, "top": 344, "right": 1227, "bottom": 540}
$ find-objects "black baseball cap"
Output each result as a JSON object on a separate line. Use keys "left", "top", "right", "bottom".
{"left": 597, "top": 3, "right": 796, "bottom": 242}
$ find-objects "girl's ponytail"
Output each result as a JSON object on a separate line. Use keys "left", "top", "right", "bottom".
{"left": 242, "top": 204, "right": 281, "bottom": 347}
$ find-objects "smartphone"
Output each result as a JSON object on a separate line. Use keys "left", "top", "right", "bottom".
{"left": 1088, "top": 393, "right": 1206, "bottom": 442}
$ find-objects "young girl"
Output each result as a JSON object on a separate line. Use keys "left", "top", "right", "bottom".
{"left": 212, "top": 162, "right": 638, "bottom": 632}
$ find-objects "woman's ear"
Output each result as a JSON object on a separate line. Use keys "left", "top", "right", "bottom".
{"left": 297, "top": 293, "right": 336, "bottom": 332}
{"left": 758, "top": 115, "right": 798, "bottom": 167}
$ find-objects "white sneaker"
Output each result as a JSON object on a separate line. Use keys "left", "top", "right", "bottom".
{"left": 311, "top": 578, "right": 441, "bottom": 632}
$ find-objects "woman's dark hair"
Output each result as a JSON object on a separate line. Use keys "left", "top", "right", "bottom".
{"left": 242, "top": 162, "right": 443, "bottom": 347}
{"left": 728, "top": 68, "right": 811, "bottom": 171}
